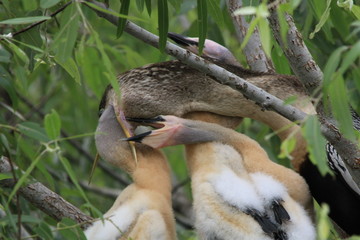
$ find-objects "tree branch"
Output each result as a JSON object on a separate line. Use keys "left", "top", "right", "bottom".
{"left": 0, "top": 156, "right": 93, "bottom": 229}
{"left": 267, "top": 4, "right": 360, "bottom": 183}
{"left": 226, "top": 0, "right": 275, "bottom": 72}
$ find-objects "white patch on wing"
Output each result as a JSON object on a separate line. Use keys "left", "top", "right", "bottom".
{"left": 85, "top": 205, "right": 136, "bottom": 240}
{"left": 250, "top": 173, "right": 287, "bottom": 200}
{"left": 210, "top": 169, "right": 264, "bottom": 212}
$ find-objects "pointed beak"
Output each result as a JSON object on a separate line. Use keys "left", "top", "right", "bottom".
{"left": 124, "top": 115, "right": 182, "bottom": 148}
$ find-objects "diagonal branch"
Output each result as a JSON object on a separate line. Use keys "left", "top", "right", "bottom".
{"left": 226, "top": 0, "right": 275, "bottom": 72}
{"left": 0, "top": 156, "right": 93, "bottom": 229}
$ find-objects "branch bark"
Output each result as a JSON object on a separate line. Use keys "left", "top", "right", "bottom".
{"left": 226, "top": 0, "right": 275, "bottom": 72}
{"left": 0, "top": 156, "right": 93, "bottom": 229}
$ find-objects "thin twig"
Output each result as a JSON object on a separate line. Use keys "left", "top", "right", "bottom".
{"left": 11, "top": 1, "right": 73, "bottom": 37}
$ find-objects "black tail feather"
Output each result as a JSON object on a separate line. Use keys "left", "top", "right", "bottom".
{"left": 272, "top": 200, "right": 290, "bottom": 224}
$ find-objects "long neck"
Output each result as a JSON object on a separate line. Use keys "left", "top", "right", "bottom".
{"left": 131, "top": 146, "right": 172, "bottom": 200}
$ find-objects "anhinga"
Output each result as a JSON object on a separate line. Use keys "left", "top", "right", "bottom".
{"left": 99, "top": 33, "right": 360, "bottom": 235}
{"left": 85, "top": 102, "right": 176, "bottom": 240}
{"left": 125, "top": 114, "right": 316, "bottom": 240}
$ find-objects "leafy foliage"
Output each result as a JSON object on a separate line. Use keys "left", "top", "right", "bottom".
{"left": 0, "top": 0, "right": 360, "bottom": 239}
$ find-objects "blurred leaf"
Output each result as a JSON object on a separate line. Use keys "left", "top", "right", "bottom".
{"left": 258, "top": 18, "right": 271, "bottom": 57}
{"left": 136, "top": 0, "right": 144, "bottom": 12}
{"left": 53, "top": 4, "right": 79, "bottom": 62}
{"left": 328, "top": 76, "right": 355, "bottom": 141}
{"left": 323, "top": 46, "right": 348, "bottom": 89}
{"left": 317, "top": 204, "right": 331, "bottom": 240}
{"left": 338, "top": 40, "right": 360, "bottom": 74}
{"left": 145, "top": 0, "right": 152, "bottom": 16}
{"left": 240, "top": 17, "right": 259, "bottom": 50}
{"left": 44, "top": 109, "right": 61, "bottom": 140}
{"left": 168, "top": 0, "right": 181, "bottom": 12}
{"left": 18, "top": 122, "right": 49, "bottom": 142}
{"left": 0, "top": 16, "right": 50, "bottom": 25}
{"left": 0, "top": 173, "right": 12, "bottom": 181}
{"left": 34, "top": 222, "right": 53, "bottom": 240}
{"left": 55, "top": 56, "right": 81, "bottom": 84}
{"left": 352, "top": 5, "right": 360, "bottom": 19}
{"left": 0, "top": 66, "right": 18, "bottom": 107}
{"left": 4, "top": 39, "right": 29, "bottom": 67}
{"left": 197, "top": 0, "right": 207, "bottom": 54}
{"left": 59, "top": 156, "right": 89, "bottom": 203}
{"left": 158, "top": 0, "right": 169, "bottom": 53}
{"left": 207, "top": 0, "right": 224, "bottom": 27}
{"left": 309, "top": 0, "right": 331, "bottom": 39}
{"left": 40, "top": 0, "right": 60, "bottom": 9}
{"left": 84, "top": 1, "right": 146, "bottom": 22}
{"left": 58, "top": 218, "right": 87, "bottom": 240}
{"left": 117, "top": 0, "right": 130, "bottom": 38}
{"left": 283, "top": 96, "right": 298, "bottom": 105}
{"left": 0, "top": 47, "right": 11, "bottom": 63}
{"left": 302, "top": 116, "right": 332, "bottom": 176}
{"left": 337, "top": 0, "right": 353, "bottom": 10}
{"left": 7, "top": 149, "right": 46, "bottom": 204}
{"left": 233, "top": 6, "right": 257, "bottom": 15}
{"left": 277, "top": 5, "right": 289, "bottom": 47}
{"left": 278, "top": 136, "right": 296, "bottom": 159}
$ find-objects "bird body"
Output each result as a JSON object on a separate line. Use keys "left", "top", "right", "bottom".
{"left": 126, "top": 115, "right": 316, "bottom": 240}
{"left": 102, "top": 33, "right": 360, "bottom": 235}
{"left": 85, "top": 106, "right": 176, "bottom": 240}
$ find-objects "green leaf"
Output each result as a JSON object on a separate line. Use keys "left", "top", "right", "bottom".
{"left": 136, "top": 0, "right": 144, "bottom": 12}
{"left": 277, "top": 4, "right": 289, "bottom": 47}
{"left": 4, "top": 39, "right": 29, "bottom": 67}
{"left": 309, "top": 0, "right": 331, "bottom": 39}
{"left": 338, "top": 40, "right": 360, "bottom": 75}
{"left": 55, "top": 56, "right": 81, "bottom": 84}
{"left": 258, "top": 18, "right": 271, "bottom": 57}
{"left": 83, "top": 2, "right": 145, "bottom": 22}
{"left": 44, "top": 109, "right": 61, "bottom": 140}
{"left": 207, "top": 0, "right": 224, "bottom": 27}
{"left": 278, "top": 136, "right": 296, "bottom": 159}
{"left": 59, "top": 156, "right": 90, "bottom": 203}
{"left": 197, "top": 0, "right": 207, "bottom": 54}
{"left": 58, "top": 218, "right": 87, "bottom": 240}
{"left": 0, "top": 16, "right": 51, "bottom": 25}
{"left": 145, "top": 0, "right": 152, "bottom": 16}
{"left": 328, "top": 76, "right": 355, "bottom": 141}
{"left": 240, "top": 17, "right": 260, "bottom": 50}
{"left": 233, "top": 6, "right": 257, "bottom": 16}
{"left": 7, "top": 150, "right": 46, "bottom": 205}
{"left": 53, "top": 4, "right": 79, "bottom": 62}
{"left": 0, "top": 173, "right": 12, "bottom": 181}
{"left": 18, "top": 122, "right": 49, "bottom": 142}
{"left": 158, "top": 0, "right": 169, "bottom": 53}
{"left": 302, "top": 116, "right": 332, "bottom": 176}
{"left": 323, "top": 46, "right": 348, "bottom": 89}
{"left": 40, "top": 0, "right": 61, "bottom": 9}
{"left": 352, "top": 5, "right": 360, "bottom": 20}
{"left": 34, "top": 222, "right": 53, "bottom": 240}
{"left": 317, "top": 204, "right": 331, "bottom": 240}
{"left": 117, "top": 0, "right": 130, "bottom": 38}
